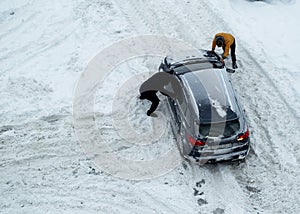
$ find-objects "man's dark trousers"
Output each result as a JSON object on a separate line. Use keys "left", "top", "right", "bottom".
{"left": 140, "top": 90, "right": 160, "bottom": 115}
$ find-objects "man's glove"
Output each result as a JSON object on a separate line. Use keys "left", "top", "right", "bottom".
{"left": 206, "top": 50, "right": 215, "bottom": 57}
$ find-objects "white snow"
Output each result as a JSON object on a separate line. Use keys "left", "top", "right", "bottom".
{"left": 0, "top": 0, "right": 299, "bottom": 213}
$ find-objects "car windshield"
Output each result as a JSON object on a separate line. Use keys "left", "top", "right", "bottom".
{"left": 199, "top": 119, "right": 240, "bottom": 138}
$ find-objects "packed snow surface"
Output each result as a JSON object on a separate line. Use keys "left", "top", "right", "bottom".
{"left": 0, "top": 0, "right": 299, "bottom": 213}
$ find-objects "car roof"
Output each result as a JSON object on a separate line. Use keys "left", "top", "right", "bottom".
{"left": 181, "top": 68, "right": 240, "bottom": 124}
{"left": 166, "top": 49, "right": 223, "bottom": 73}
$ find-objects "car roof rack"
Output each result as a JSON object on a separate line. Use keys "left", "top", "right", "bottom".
{"left": 165, "top": 49, "right": 224, "bottom": 75}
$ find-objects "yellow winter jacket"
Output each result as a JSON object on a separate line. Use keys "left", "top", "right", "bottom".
{"left": 212, "top": 33, "right": 235, "bottom": 58}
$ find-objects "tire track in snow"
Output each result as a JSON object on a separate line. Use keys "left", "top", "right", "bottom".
{"left": 1, "top": 25, "right": 77, "bottom": 74}
{"left": 113, "top": 0, "right": 179, "bottom": 57}
{"left": 0, "top": 0, "right": 40, "bottom": 40}
{"left": 112, "top": 0, "right": 257, "bottom": 212}
{"left": 97, "top": 0, "right": 299, "bottom": 213}
{"left": 0, "top": 0, "right": 79, "bottom": 76}
{"left": 0, "top": 13, "right": 39, "bottom": 41}
{"left": 157, "top": 1, "right": 257, "bottom": 212}
{"left": 109, "top": 1, "right": 205, "bottom": 213}
{"left": 121, "top": 0, "right": 299, "bottom": 213}
{"left": 193, "top": 1, "right": 300, "bottom": 213}
{"left": 186, "top": 0, "right": 297, "bottom": 167}
{"left": 113, "top": 0, "right": 153, "bottom": 35}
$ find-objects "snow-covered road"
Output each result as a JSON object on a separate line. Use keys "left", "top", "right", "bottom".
{"left": 0, "top": 0, "right": 299, "bottom": 213}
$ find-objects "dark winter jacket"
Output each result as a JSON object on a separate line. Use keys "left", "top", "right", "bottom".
{"left": 139, "top": 72, "right": 181, "bottom": 100}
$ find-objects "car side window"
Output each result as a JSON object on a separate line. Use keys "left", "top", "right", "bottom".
{"left": 177, "top": 83, "right": 193, "bottom": 127}
{"left": 183, "top": 87, "right": 194, "bottom": 128}
{"left": 175, "top": 82, "right": 187, "bottom": 113}
{"left": 185, "top": 105, "right": 192, "bottom": 127}
{"left": 178, "top": 91, "right": 187, "bottom": 115}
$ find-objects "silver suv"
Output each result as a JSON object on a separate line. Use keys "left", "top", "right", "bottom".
{"left": 159, "top": 49, "right": 250, "bottom": 163}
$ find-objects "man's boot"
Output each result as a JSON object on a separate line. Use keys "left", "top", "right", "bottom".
{"left": 232, "top": 61, "right": 238, "bottom": 69}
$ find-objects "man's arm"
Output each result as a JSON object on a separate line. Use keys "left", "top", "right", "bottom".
{"left": 223, "top": 45, "right": 230, "bottom": 59}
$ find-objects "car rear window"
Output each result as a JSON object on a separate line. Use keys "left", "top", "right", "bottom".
{"left": 199, "top": 119, "right": 240, "bottom": 138}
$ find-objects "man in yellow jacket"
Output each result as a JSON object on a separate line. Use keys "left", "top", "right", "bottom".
{"left": 211, "top": 32, "right": 238, "bottom": 69}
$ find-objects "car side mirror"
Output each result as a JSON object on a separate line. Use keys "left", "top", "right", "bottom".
{"left": 158, "top": 62, "right": 173, "bottom": 73}
{"left": 164, "top": 57, "right": 173, "bottom": 67}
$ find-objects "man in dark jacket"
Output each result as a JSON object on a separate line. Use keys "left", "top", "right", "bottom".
{"left": 139, "top": 72, "right": 181, "bottom": 116}
{"left": 211, "top": 32, "right": 238, "bottom": 69}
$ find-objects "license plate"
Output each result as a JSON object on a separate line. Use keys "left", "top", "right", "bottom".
{"left": 206, "top": 143, "right": 231, "bottom": 150}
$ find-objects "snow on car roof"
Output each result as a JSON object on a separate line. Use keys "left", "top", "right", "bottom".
{"left": 182, "top": 68, "right": 240, "bottom": 123}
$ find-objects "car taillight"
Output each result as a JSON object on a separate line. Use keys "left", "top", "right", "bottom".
{"left": 188, "top": 135, "right": 206, "bottom": 146}
{"left": 237, "top": 129, "right": 249, "bottom": 142}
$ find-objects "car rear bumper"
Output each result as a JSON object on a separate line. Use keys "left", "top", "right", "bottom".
{"left": 187, "top": 141, "right": 250, "bottom": 163}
